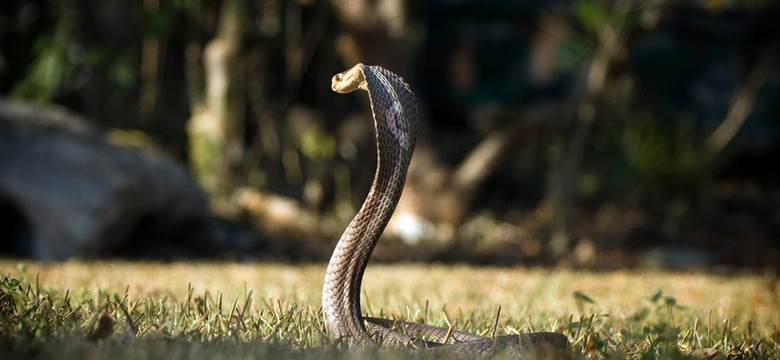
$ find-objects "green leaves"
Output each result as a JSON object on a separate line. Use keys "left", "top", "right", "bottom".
{"left": 10, "top": 0, "right": 77, "bottom": 103}
{"left": 572, "top": 0, "right": 640, "bottom": 34}
{"left": 573, "top": 0, "right": 610, "bottom": 33}
{"left": 573, "top": 290, "right": 596, "bottom": 304}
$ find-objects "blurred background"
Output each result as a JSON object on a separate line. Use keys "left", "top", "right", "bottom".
{"left": 0, "top": 0, "right": 778, "bottom": 270}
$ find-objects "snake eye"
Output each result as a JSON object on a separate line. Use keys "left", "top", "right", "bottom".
{"left": 334, "top": 74, "right": 342, "bottom": 81}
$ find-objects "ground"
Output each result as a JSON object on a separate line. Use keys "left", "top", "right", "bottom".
{"left": 0, "top": 260, "right": 778, "bottom": 359}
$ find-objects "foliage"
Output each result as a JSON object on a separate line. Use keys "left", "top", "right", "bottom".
{"left": 1, "top": 0, "right": 777, "bottom": 263}
{"left": 591, "top": 112, "right": 719, "bottom": 203}
{"left": 10, "top": 0, "right": 79, "bottom": 102}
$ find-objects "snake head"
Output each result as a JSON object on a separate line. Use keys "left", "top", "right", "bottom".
{"left": 332, "top": 63, "right": 368, "bottom": 94}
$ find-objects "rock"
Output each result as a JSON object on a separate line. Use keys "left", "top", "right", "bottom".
{"left": 0, "top": 99, "right": 209, "bottom": 259}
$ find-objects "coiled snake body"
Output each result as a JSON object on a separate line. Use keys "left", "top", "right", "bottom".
{"left": 323, "top": 64, "right": 569, "bottom": 357}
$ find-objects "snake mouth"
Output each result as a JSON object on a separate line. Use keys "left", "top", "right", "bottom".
{"left": 331, "top": 64, "right": 366, "bottom": 94}
{"left": 331, "top": 74, "right": 342, "bottom": 91}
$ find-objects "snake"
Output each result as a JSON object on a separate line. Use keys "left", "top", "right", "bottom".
{"left": 322, "top": 63, "right": 569, "bottom": 357}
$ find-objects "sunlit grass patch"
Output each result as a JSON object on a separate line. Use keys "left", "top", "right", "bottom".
{"left": 0, "top": 260, "right": 778, "bottom": 359}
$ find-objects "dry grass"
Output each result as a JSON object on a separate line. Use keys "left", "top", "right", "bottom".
{"left": 1, "top": 259, "right": 778, "bottom": 359}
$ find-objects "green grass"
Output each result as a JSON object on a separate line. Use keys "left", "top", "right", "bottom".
{"left": 1, "top": 260, "right": 778, "bottom": 359}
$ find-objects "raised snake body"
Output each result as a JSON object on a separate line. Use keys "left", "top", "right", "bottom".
{"left": 323, "top": 64, "right": 569, "bottom": 357}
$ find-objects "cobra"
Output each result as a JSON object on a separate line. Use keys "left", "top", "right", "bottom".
{"left": 322, "top": 63, "right": 569, "bottom": 357}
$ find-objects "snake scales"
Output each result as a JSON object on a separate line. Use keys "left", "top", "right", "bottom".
{"left": 322, "top": 64, "right": 569, "bottom": 357}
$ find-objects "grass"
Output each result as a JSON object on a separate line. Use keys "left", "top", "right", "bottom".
{"left": 0, "top": 260, "right": 778, "bottom": 359}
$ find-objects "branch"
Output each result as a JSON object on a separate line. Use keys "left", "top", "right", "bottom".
{"left": 705, "top": 37, "right": 778, "bottom": 153}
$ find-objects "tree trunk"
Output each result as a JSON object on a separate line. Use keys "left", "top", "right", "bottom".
{"left": 546, "top": 16, "right": 627, "bottom": 256}
{"left": 186, "top": 0, "right": 244, "bottom": 195}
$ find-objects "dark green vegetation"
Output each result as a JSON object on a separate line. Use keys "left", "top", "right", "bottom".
{"left": 1, "top": 1, "right": 779, "bottom": 267}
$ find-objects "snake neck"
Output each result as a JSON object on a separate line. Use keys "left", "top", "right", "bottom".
{"left": 322, "top": 65, "right": 417, "bottom": 345}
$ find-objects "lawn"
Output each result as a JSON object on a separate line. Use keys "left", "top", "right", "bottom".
{"left": 0, "top": 260, "right": 777, "bottom": 359}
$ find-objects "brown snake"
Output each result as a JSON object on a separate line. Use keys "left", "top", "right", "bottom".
{"left": 322, "top": 64, "right": 569, "bottom": 357}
